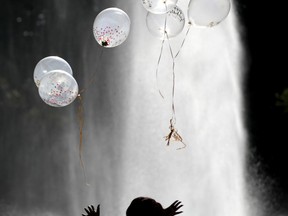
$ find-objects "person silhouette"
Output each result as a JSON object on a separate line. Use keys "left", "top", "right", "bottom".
{"left": 82, "top": 197, "right": 183, "bottom": 216}
{"left": 126, "top": 197, "right": 183, "bottom": 216}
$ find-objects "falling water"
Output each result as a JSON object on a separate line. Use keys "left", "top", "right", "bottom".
{"left": 69, "top": 1, "right": 255, "bottom": 216}
{"left": 0, "top": 0, "right": 272, "bottom": 216}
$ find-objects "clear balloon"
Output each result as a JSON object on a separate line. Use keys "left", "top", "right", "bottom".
{"left": 34, "top": 56, "right": 73, "bottom": 87}
{"left": 188, "top": 0, "right": 231, "bottom": 27}
{"left": 141, "top": 0, "right": 178, "bottom": 14}
{"left": 38, "top": 70, "right": 79, "bottom": 107}
{"left": 146, "top": 5, "right": 185, "bottom": 39}
{"left": 93, "top": 7, "right": 130, "bottom": 48}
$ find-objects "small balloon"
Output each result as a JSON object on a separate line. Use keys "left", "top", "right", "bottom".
{"left": 188, "top": 0, "right": 231, "bottom": 27}
{"left": 93, "top": 7, "right": 130, "bottom": 48}
{"left": 141, "top": 0, "right": 178, "bottom": 14}
{"left": 34, "top": 56, "right": 73, "bottom": 87}
{"left": 38, "top": 70, "right": 79, "bottom": 107}
{"left": 146, "top": 5, "right": 185, "bottom": 39}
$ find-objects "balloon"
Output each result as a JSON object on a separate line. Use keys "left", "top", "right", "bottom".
{"left": 38, "top": 70, "right": 79, "bottom": 107}
{"left": 141, "top": 0, "right": 178, "bottom": 14}
{"left": 188, "top": 0, "right": 231, "bottom": 27}
{"left": 146, "top": 5, "right": 185, "bottom": 39}
{"left": 34, "top": 56, "right": 73, "bottom": 87}
{"left": 93, "top": 7, "right": 130, "bottom": 48}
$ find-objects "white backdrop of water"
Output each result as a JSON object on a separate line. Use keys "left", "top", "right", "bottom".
{"left": 0, "top": 0, "right": 272, "bottom": 216}
{"left": 66, "top": 1, "right": 257, "bottom": 216}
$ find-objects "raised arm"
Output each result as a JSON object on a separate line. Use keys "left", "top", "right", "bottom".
{"left": 164, "top": 200, "right": 183, "bottom": 216}
{"left": 82, "top": 204, "right": 100, "bottom": 216}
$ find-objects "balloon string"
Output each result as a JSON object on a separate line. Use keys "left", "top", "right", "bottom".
{"left": 163, "top": 31, "right": 187, "bottom": 150}
{"left": 163, "top": 1, "right": 177, "bottom": 123}
{"left": 165, "top": 32, "right": 176, "bottom": 124}
{"left": 164, "top": 32, "right": 187, "bottom": 150}
{"left": 155, "top": 38, "right": 165, "bottom": 99}
{"left": 77, "top": 94, "right": 90, "bottom": 186}
{"left": 155, "top": 2, "right": 169, "bottom": 99}
{"left": 162, "top": 1, "right": 190, "bottom": 150}
{"left": 174, "top": 23, "right": 192, "bottom": 59}
{"left": 76, "top": 48, "right": 103, "bottom": 186}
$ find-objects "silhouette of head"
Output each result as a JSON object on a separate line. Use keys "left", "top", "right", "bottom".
{"left": 126, "top": 197, "right": 164, "bottom": 216}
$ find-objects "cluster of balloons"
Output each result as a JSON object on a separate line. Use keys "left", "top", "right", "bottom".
{"left": 142, "top": 0, "right": 231, "bottom": 39}
{"left": 34, "top": 0, "right": 231, "bottom": 106}
{"left": 34, "top": 7, "right": 131, "bottom": 107}
{"left": 34, "top": 56, "right": 79, "bottom": 107}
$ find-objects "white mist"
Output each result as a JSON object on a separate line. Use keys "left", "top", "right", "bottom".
{"left": 69, "top": 1, "right": 257, "bottom": 216}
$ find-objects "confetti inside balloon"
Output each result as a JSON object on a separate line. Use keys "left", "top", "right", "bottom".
{"left": 146, "top": 5, "right": 185, "bottom": 39}
{"left": 34, "top": 56, "right": 73, "bottom": 87}
{"left": 93, "top": 7, "right": 130, "bottom": 48}
{"left": 38, "top": 70, "right": 79, "bottom": 107}
{"left": 141, "top": 0, "right": 178, "bottom": 14}
{"left": 188, "top": 0, "right": 231, "bottom": 27}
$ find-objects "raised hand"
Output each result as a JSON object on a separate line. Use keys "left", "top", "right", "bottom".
{"left": 164, "top": 200, "right": 183, "bottom": 216}
{"left": 82, "top": 204, "right": 100, "bottom": 216}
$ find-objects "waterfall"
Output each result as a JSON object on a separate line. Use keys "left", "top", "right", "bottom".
{"left": 0, "top": 0, "right": 269, "bottom": 216}
{"left": 70, "top": 1, "right": 254, "bottom": 216}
